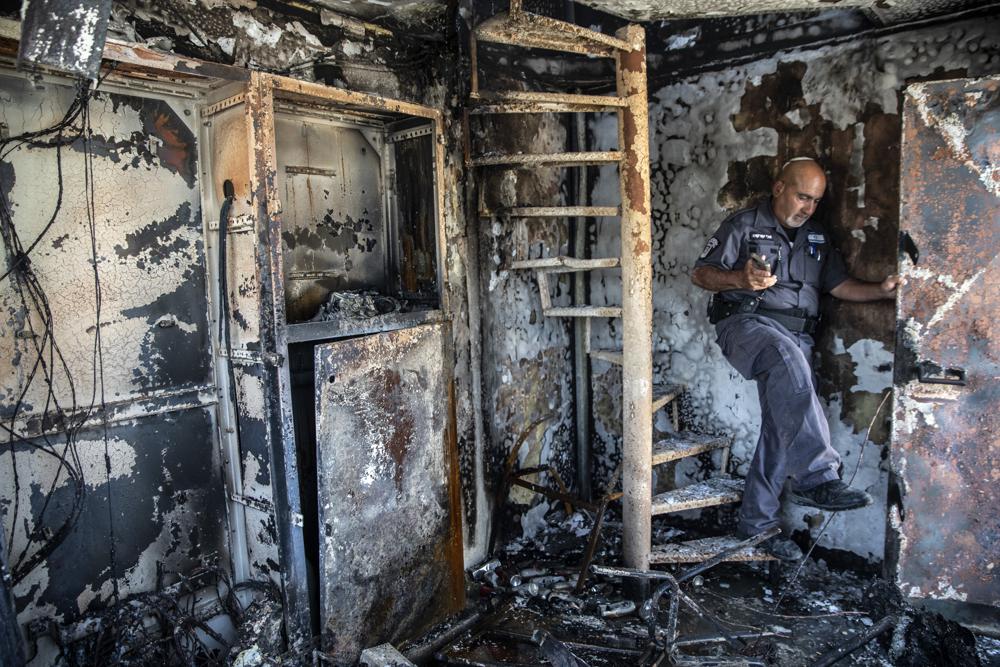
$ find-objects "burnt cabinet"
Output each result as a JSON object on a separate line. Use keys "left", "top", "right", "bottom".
{"left": 201, "top": 73, "right": 461, "bottom": 656}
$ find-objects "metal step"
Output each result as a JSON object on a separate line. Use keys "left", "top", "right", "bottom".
{"left": 589, "top": 349, "right": 623, "bottom": 365}
{"left": 512, "top": 256, "right": 619, "bottom": 273}
{"left": 652, "top": 384, "right": 683, "bottom": 413}
{"left": 471, "top": 151, "right": 621, "bottom": 168}
{"left": 475, "top": 11, "right": 630, "bottom": 58}
{"left": 578, "top": 356, "right": 681, "bottom": 408}
{"left": 651, "top": 477, "right": 743, "bottom": 516}
{"left": 470, "top": 91, "right": 627, "bottom": 114}
{"left": 650, "top": 535, "right": 776, "bottom": 565}
{"left": 652, "top": 432, "right": 729, "bottom": 466}
{"left": 544, "top": 306, "right": 622, "bottom": 318}
{"left": 479, "top": 206, "right": 619, "bottom": 218}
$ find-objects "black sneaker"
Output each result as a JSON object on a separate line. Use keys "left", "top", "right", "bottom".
{"left": 788, "top": 480, "right": 873, "bottom": 511}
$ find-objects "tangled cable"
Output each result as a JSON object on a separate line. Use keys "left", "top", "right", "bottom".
{"left": 59, "top": 563, "right": 280, "bottom": 666}
{"left": 0, "top": 67, "right": 116, "bottom": 587}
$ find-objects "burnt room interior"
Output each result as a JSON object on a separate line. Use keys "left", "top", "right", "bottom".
{"left": 0, "top": 0, "right": 998, "bottom": 665}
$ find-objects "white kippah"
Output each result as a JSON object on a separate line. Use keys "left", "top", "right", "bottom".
{"left": 781, "top": 156, "right": 817, "bottom": 169}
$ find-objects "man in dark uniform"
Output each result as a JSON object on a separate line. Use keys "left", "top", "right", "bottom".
{"left": 691, "top": 158, "right": 897, "bottom": 561}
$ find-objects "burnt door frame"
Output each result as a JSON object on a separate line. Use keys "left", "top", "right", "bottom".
{"left": 244, "top": 72, "right": 451, "bottom": 645}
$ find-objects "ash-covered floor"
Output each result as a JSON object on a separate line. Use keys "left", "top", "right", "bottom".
{"left": 400, "top": 505, "right": 1000, "bottom": 667}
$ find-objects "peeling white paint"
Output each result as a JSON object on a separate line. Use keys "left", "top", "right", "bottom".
{"left": 834, "top": 336, "right": 893, "bottom": 393}
{"left": 231, "top": 13, "right": 283, "bottom": 47}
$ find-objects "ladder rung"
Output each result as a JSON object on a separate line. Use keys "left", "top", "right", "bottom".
{"left": 652, "top": 433, "right": 728, "bottom": 466}
{"left": 544, "top": 306, "right": 621, "bottom": 318}
{"left": 471, "top": 151, "right": 621, "bottom": 168}
{"left": 475, "top": 12, "right": 630, "bottom": 57}
{"left": 651, "top": 478, "right": 743, "bottom": 515}
{"left": 650, "top": 535, "right": 776, "bottom": 565}
{"left": 479, "top": 206, "right": 619, "bottom": 218}
{"left": 470, "top": 91, "right": 627, "bottom": 114}
{"left": 512, "top": 256, "right": 619, "bottom": 272}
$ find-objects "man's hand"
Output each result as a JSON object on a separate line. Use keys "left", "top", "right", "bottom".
{"left": 742, "top": 254, "right": 777, "bottom": 291}
{"left": 880, "top": 273, "right": 899, "bottom": 297}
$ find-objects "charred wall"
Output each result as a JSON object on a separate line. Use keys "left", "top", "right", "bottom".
{"left": 472, "top": 108, "right": 578, "bottom": 543}
{"left": 0, "top": 75, "right": 227, "bottom": 641}
{"left": 0, "top": 0, "right": 491, "bottom": 659}
{"left": 589, "top": 14, "right": 1000, "bottom": 562}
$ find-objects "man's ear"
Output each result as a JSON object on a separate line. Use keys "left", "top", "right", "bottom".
{"left": 772, "top": 180, "right": 785, "bottom": 197}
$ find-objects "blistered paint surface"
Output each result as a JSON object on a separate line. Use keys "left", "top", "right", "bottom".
{"left": 474, "top": 108, "right": 577, "bottom": 535}
{"left": 589, "top": 17, "right": 1000, "bottom": 561}
{"left": 314, "top": 323, "right": 463, "bottom": 665}
{"left": 0, "top": 75, "right": 226, "bottom": 635}
{"left": 891, "top": 75, "right": 999, "bottom": 606}
{"left": 573, "top": 0, "right": 982, "bottom": 23}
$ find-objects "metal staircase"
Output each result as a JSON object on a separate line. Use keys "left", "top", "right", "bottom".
{"left": 468, "top": 1, "right": 772, "bottom": 573}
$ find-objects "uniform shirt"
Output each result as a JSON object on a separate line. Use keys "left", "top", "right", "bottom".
{"left": 694, "top": 198, "right": 849, "bottom": 318}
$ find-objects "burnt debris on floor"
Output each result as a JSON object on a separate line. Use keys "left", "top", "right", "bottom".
{"left": 406, "top": 505, "right": 995, "bottom": 667}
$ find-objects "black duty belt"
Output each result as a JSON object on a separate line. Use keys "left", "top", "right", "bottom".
{"left": 708, "top": 295, "right": 818, "bottom": 334}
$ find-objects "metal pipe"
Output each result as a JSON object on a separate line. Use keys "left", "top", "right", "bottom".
{"left": 809, "top": 616, "right": 896, "bottom": 667}
{"left": 571, "top": 109, "right": 592, "bottom": 503}
{"left": 566, "top": 0, "right": 592, "bottom": 508}
{"left": 403, "top": 609, "right": 485, "bottom": 664}
{"left": 616, "top": 24, "right": 653, "bottom": 573}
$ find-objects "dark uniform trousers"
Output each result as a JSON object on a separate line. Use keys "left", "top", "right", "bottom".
{"left": 716, "top": 314, "right": 841, "bottom": 536}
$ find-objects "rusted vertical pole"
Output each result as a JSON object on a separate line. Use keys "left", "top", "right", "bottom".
{"left": 616, "top": 24, "right": 652, "bottom": 573}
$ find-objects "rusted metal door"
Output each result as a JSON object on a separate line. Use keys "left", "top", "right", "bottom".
{"left": 314, "top": 322, "right": 463, "bottom": 664}
{"left": 891, "top": 76, "right": 999, "bottom": 608}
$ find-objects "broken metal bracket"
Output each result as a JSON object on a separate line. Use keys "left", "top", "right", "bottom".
{"left": 208, "top": 215, "right": 255, "bottom": 233}
{"left": 218, "top": 348, "right": 285, "bottom": 367}
{"left": 230, "top": 492, "right": 274, "bottom": 514}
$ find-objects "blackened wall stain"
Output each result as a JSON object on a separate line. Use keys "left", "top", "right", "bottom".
{"left": 120, "top": 264, "right": 211, "bottom": 391}
{"left": 113, "top": 201, "right": 195, "bottom": 269}
{"left": 283, "top": 211, "right": 377, "bottom": 258}
{"left": 22, "top": 409, "right": 225, "bottom": 621}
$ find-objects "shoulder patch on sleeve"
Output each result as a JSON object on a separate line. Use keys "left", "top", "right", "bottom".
{"left": 700, "top": 237, "right": 719, "bottom": 259}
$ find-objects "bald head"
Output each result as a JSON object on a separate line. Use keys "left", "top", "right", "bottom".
{"left": 772, "top": 158, "right": 826, "bottom": 228}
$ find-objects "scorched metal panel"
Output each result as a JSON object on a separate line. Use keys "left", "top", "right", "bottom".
{"left": 314, "top": 322, "right": 463, "bottom": 664}
{"left": 891, "top": 75, "right": 1000, "bottom": 607}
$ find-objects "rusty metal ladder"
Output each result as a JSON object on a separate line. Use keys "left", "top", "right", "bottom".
{"left": 468, "top": 1, "right": 772, "bottom": 574}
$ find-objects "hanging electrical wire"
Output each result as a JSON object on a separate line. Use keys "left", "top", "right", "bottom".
{"left": 0, "top": 66, "right": 117, "bottom": 587}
